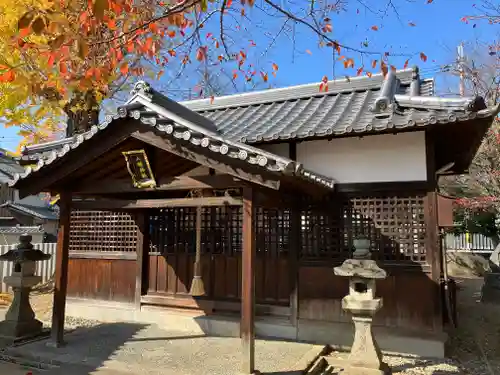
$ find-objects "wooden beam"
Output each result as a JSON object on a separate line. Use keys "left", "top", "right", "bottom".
{"left": 336, "top": 181, "right": 429, "bottom": 194}
{"left": 140, "top": 294, "right": 290, "bottom": 316}
{"left": 135, "top": 212, "right": 149, "bottom": 309}
{"left": 74, "top": 175, "right": 248, "bottom": 195}
{"left": 131, "top": 130, "right": 281, "bottom": 190}
{"left": 68, "top": 251, "right": 137, "bottom": 260}
{"left": 72, "top": 196, "right": 243, "bottom": 210}
{"left": 241, "top": 187, "right": 256, "bottom": 374}
{"left": 48, "top": 191, "right": 71, "bottom": 347}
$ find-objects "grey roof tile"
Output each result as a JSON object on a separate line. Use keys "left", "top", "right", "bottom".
{"left": 0, "top": 154, "right": 24, "bottom": 183}
{"left": 0, "top": 225, "right": 44, "bottom": 234}
{"left": 177, "top": 69, "right": 441, "bottom": 143}
{"left": 1, "top": 202, "right": 58, "bottom": 220}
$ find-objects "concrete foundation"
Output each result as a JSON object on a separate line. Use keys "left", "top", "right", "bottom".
{"left": 64, "top": 298, "right": 447, "bottom": 359}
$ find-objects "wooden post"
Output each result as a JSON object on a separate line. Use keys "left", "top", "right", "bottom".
{"left": 48, "top": 191, "right": 71, "bottom": 347}
{"left": 135, "top": 211, "right": 149, "bottom": 309}
{"left": 289, "top": 200, "right": 300, "bottom": 327}
{"left": 241, "top": 187, "right": 256, "bottom": 374}
{"left": 288, "top": 142, "right": 299, "bottom": 328}
{"left": 425, "top": 130, "right": 443, "bottom": 332}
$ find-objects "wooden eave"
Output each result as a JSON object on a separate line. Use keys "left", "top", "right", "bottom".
{"left": 433, "top": 116, "right": 495, "bottom": 175}
{"left": 10, "top": 117, "right": 335, "bottom": 199}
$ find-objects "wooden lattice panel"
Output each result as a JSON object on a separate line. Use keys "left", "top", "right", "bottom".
{"left": 69, "top": 210, "right": 138, "bottom": 252}
{"left": 149, "top": 206, "right": 293, "bottom": 257}
{"left": 301, "top": 193, "right": 427, "bottom": 263}
{"left": 149, "top": 207, "right": 243, "bottom": 255}
{"left": 255, "top": 207, "right": 290, "bottom": 256}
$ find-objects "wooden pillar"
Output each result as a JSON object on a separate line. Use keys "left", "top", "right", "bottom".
{"left": 288, "top": 141, "right": 299, "bottom": 328}
{"left": 135, "top": 211, "right": 149, "bottom": 309}
{"left": 289, "top": 200, "right": 300, "bottom": 327}
{"left": 425, "top": 131, "right": 440, "bottom": 279}
{"left": 425, "top": 130, "right": 443, "bottom": 331}
{"left": 49, "top": 191, "right": 71, "bottom": 347}
{"left": 241, "top": 187, "right": 256, "bottom": 374}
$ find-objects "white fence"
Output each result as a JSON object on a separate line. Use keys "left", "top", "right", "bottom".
{"left": 0, "top": 243, "right": 57, "bottom": 293}
{"left": 444, "top": 233, "right": 496, "bottom": 254}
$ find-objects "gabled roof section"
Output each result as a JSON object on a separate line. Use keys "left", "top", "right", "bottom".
{"left": 10, "top": 82, "right": 336, "bottom": 191}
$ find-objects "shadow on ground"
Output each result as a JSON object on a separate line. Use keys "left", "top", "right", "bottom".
{"left": 3, "top": 322, "right": 316, "bottom": 375}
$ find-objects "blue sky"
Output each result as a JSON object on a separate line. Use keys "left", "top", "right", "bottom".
{"left": 0, "top": 0, "right": 492, "bottom": 151}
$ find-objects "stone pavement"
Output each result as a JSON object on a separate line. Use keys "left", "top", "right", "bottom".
{"left": 1, "top": 322, "right": 323, "bottom": 375}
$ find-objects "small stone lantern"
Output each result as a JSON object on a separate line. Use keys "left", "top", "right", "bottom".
{"left": 330, "top": 236, "right": 392, "bottom": 375}
{"left": 0, "top": 234, "right": 51, "bottom": 339}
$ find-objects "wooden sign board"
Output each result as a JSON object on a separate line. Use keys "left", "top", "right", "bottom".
{"left": 122, "top": 149, "right": 157, "bottom": 189}
{"left": 437, "top": 194, "right": 455, "bottom": 228}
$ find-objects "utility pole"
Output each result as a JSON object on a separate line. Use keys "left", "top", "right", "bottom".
{"left": 457, "top": 43, "right": 466, "bottom": 97}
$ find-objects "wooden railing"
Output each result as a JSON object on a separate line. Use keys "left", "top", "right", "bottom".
{"left": 444, "top": 233, "right": 496, "bottom": 254}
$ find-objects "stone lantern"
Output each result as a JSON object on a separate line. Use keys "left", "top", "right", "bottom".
{"left": 327, "top": 236, "right": 391, "bottom": 375}
{"left": 0, "top": 234, "right": 51, "bottom": 339}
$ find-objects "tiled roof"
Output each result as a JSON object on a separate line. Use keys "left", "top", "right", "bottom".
{"left": 179, "top": 67, "right": 496, "bottom": 143}
{"left": 10, "top": 81, "right": 337, "bottom": 190}
{"left": 0, "top": 202, "right": 58, "bottom": 220}
{"left": 0, "top": 225, "right": 44, "bottom": 234}
{"left": 13, "top": 67, "right": 500, "bottom": 188}
{"left": 20, "top": 138, "right": 75, "bottom": 164}
{"left": 0, "top": 154, "right": 24, "bottom": 183}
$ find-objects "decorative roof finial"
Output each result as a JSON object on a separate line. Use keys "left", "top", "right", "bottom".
{"left": 369, "top": 69, "right": 397, "bottom": 114}
{"left": 410, "top": 66, "right": 420, "bottom": 96}
{"left": 130, "top": 81, "right": 153, "bottom": 99}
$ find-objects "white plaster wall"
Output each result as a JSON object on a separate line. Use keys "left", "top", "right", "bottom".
{"left": 259, "top": 143, "right": 290, "bottom": 159}
{"left": 296, "top": 132, "right": 427, "bottom": 183}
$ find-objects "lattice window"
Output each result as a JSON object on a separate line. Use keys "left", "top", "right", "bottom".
{"left": 300, "top": 193, "right": 427, "bottom": 263}
{"left": 349, "top": 195, "right": 426, "bottom": 262}
{"left": 256, "top": 208, "right": 290, "bottom": 255}
{"left": 69, "top": 210, "right": 138, "bottom": 252}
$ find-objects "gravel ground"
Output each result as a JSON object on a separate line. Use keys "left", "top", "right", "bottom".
{"left": 1, "top": 278, "right": 500, "bottom": 375}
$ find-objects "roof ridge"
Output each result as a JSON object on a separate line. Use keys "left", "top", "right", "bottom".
{"left": 22, "top": 136, "right": 75, "bottom": 153}
{"left": 180, "top": 67, "right": 422, "bottom": 112}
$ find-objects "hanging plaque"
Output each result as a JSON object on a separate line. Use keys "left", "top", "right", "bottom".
{"left": 122, "top": 149, "right": 157, "bottom": 189}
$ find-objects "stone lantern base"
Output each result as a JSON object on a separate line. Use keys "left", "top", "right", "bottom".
{"left": 0, "top": 275, "right": 44, "bottom": 340}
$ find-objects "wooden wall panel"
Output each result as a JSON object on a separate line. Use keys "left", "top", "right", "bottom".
{"left": 298, "top": 265, "right": 440, "bottom": 332}
{"left": 67, "top": 258, "right": 136, "bottom": 303}
{"left": 146, "top": 253, "right": 289, "bottom": 306}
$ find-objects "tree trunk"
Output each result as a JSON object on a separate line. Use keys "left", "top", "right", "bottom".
{"left": 64, "top": 90, "right": 99, "bottom": 137}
